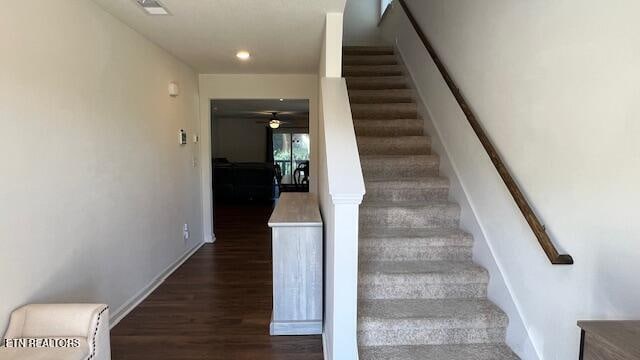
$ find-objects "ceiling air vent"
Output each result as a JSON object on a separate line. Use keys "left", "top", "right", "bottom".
{"left": 135, "top": 0, "right": 170, "bottom": 15}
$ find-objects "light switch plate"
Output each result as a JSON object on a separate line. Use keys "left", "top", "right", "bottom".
{"left": 183, "top": 223, "right": 190, "bottom": 241}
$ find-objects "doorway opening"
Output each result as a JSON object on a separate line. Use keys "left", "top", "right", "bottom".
{"left": 210, "top": 99, "right": 310, "bottom": 212}
{"left": 205, "top": 99, "right": 315, "bottom": 353}
{"left": 273, "top": 131, "right": 310, "bottom": 191}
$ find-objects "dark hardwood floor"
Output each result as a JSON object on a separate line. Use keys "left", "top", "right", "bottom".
{"left": 111, "top": 204, "right": 324, "bottom": 360}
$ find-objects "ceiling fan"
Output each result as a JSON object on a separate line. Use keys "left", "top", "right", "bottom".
{"left": 255, "top": 112, "right": 288, "bottom": 129}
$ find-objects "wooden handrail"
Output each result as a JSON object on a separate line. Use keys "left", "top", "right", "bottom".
{"left": 395, "top": 0, "right": 573, "bottom": 265}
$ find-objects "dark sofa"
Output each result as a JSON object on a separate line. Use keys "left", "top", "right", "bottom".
{"left": 213, "top": 161, "right": 275, "bottom": 203}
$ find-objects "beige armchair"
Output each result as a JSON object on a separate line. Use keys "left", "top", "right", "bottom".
{"left": 0, "top": 304, "right": 110, "bottom": 360}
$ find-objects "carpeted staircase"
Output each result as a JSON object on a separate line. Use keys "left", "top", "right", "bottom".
{"left": 344, "top": 45, "right": 520, "bottom": 360}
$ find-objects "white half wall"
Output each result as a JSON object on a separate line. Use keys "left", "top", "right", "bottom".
{"left": 0, "top": 0, "right": 202, "bottom": 333}
{"left": 198, "top": 74, "right": 319, "bottom": 241}
{"left": 320, "top": 13, "right": 345, "bottom": 78}
{"left": 318, "top": 78, "right": 365, "bottom": 360}
{"left": 383, "top": 1, "right": 640, "bottom": 359}
{"left": 318, "top": 13, "right": 365, "bottom": 360}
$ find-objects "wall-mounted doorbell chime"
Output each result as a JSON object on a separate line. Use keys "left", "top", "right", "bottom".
{"left": 168, "top": 82, "right": 179, "bottom": 97}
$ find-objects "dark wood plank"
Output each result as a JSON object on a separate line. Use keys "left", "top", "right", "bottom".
{"left": 395, "top": 0, "right": 572, "bottom": 265}
{"left": 111, "top": 204, "right": 324, "bottom": 360}
{"left": 578, "top": 321, "right": 640, "bottom": 360}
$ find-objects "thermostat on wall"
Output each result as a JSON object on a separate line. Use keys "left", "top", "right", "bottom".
{"left": 179, "top": 129, "right": 187, "bottom": 145}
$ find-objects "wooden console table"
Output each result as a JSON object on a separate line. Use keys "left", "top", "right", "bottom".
{"left": 578, "top": 321, "right": 640, "bottom": 359}
{"left": 268, "top": 193, "right": 323, "bottom": 335}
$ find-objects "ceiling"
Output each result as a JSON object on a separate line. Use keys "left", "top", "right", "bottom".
{"left": 92, "top": 0, "right": 346, "bottom": 73}
{"left": 212, "top": 99, "right": 309, "bottom": 128}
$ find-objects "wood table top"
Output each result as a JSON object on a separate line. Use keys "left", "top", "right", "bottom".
{"left": 268, "top": 193, "right": 322, "bottom": 227}
{"left": 578, "top": 320, "right": 640, "bottom": 358}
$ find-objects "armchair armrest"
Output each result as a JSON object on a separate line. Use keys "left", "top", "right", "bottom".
{"left": 3, "top": 304, "right": 110, "bottom": 360}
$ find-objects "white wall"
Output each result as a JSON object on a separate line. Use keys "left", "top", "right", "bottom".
{"left": 0, "top": 0, "right": 202, "bottom": 333}
{"left": 343, "top": 0, "right": 382, "bottom": 45}
{"left": 213, "top": 118, "right": 267, "bottom": 162}
{"left": 199, "top": 74, "right": 319, "bottom": 241}
{"left": 320, "top": 13, "right": 345, "bottom": 78}
{"left": 393, "top": 34, "right": 539, "bottom": 358}
{"left": 384, "top": 1, "right": 640, "bottom": 359}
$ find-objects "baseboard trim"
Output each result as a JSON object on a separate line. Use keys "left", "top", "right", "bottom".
{"left": 321, "top": 333, "right": 359, "bottom": 360}
{"left": 322, "top": 332, "right": 328, "bottom": 360}
{"left": 270, "top": 318, "right": 322, "bottom": 335}
{"left": 109, "top": 241, "right": 205, "bottom": 328}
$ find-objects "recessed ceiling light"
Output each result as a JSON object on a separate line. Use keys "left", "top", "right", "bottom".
{"left": 236, "top": 51, "right": 251, "bottom": 61}
{"left": 279, "top": 99, "right": 284, "bottom": 102}
{"left": 135, "top": 0, "right": 170, "bottom": 15}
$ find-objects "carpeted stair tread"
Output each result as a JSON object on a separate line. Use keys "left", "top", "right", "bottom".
{"left": 348, "top": 46, "right": 518, "bottom": 358}
{"left": 363, "top": 177, "right": 448, "bottom": 201}
{"left": 360, "top": 227, "right": 472, "bottom": 244}
{"left": 359, "top": 201, "right": 460, "bottom": 229}
{"left": 343, "top": 65, "right": 403, "bottom": 77}
{"left": 364, "top": 176, "right": 449, "bottom": 201}
{"left": 343, "top": 46, "right": 395, "bottom": 55}
{"left": 359, "top": 230, "right": 473, "bottom": 262}
{"left": 359, "top": 260, "right": 488, "bottom": 284}
{"left": 357, "top": 135, "right": 431, "bottom": 155}
{"left": 358, "top": 298, "right": 508, "bottom": 328}
{"left": 359, "top": 344, "right": 519, "bottom": 360}
{"left": 351, "top": 103, "right": 418, "bottom": 119}
{"left": 361, "top": 154, "right": 440, "bottom": 179}
{"left": 359, "top": 235, "right": 473, "bottom": 262}
{"left": 354, "top": 119, "right": 424, "bottom": 136}
{"left": 361, "top": 200, "right": 459, "bottom": 208}
{"left": 343, "top": 54, "right": 397, "bottom": 66}
{"left": 346, "top": 76, "right": 408, "bottom": 90}
{"left": 349, "top": 89, "right": 414, "bottom": 104}
{"left": 364, "top": 176, "right": 448, "bottom": 188}
{"left": 360, "top": 154, "right": 438, "bottom": 160}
